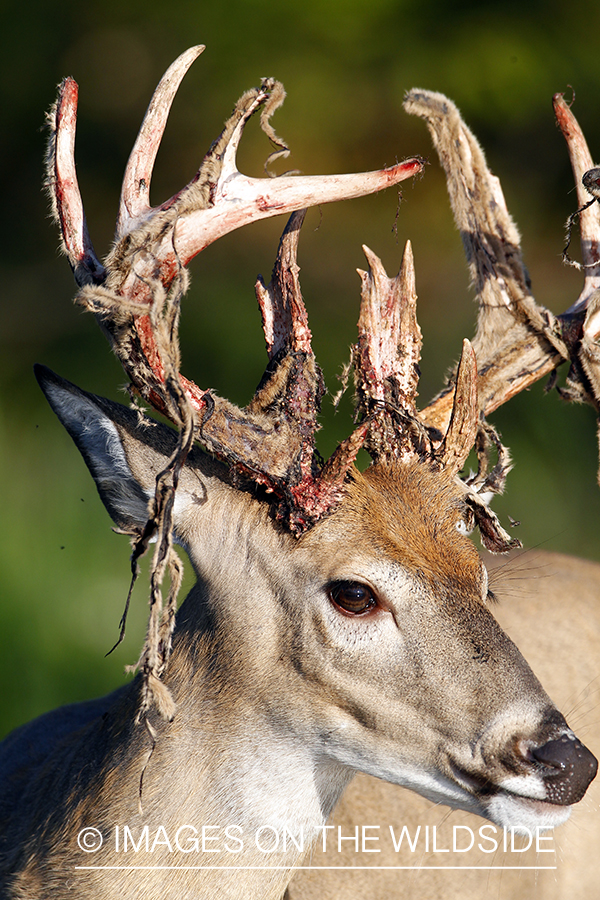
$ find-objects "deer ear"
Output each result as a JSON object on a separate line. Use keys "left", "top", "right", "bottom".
{"left": 35, "top": 364, "right": 177, "bottom": 531}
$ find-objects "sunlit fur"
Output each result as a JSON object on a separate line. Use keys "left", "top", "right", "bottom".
{"left": 317, "top": 463, "right": 483, "bottom": 594}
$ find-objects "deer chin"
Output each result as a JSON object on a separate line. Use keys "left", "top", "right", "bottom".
{"left": 484, "top": 791, "right": 572, "bottom": 833}
{"left": 446, "top": 760, "right": 576, "bottom": 832}
{"left": 402, "top": 767, "right": 573, "bottom": 833}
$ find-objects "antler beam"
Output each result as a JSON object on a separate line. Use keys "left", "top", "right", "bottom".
{"left": 46, "top": 47, "right": 425, "bottom": 533}
{"left": 401, "top": 89, "right": 600, "bottom": 438}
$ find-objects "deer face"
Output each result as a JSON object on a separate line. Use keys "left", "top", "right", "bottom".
{"left": 46, "top": 367, "right": 593, "bottom": 836}
{"left": 184, "top": 460, "right": 594, "bottom": 833}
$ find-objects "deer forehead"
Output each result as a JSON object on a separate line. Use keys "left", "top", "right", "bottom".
{"left": 305, "top": 462, "right": 484, "bottom": 596}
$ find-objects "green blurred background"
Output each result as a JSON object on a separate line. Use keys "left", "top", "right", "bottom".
{"left": 2, "top": 0, "right": 600, "bottom": 738}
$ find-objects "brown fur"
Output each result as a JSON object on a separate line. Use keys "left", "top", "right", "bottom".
{"left": 310, "top": 463, "right": 483, "bottom": 595}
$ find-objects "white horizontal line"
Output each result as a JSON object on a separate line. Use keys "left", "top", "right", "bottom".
{"left": 74, "top": 865, "right": 557, "bottom": 871}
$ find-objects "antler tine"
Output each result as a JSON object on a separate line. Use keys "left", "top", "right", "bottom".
{"left": 46, "top": 79, "right": 106, "bottom": 286}
{"left": 254, "top": 209, "right": 312, "bottom": 359}
{"left": 553, "top": 93, "right": 600, "bottom": 432}
{"left": 351, "top": 245, "right": 480, "bottom": 477}
{"left": 553, "top": 94, "right": 600, "bottom": 327}
{"left": 427, "top": 344, "right": 519, "bottom": 558}
{"left": 353, "top": 241, "right": 425, "bottom": 463}
{"left": 249, "top": 209, "right": 322, "bottom": 495}
{"left": 171, "top": 157, "right": 425, "bottom": 274}
{"left": 435, "top": 339, "right": 479, "bottom": 475}
{"left": 250, "top": 209, "right": 369, "bottom": 531}
{"left": 403, "top": 89, "right": 570, "bottom": 437}
{"left": 117, "top": 45, "right": 205, "bottom": 236}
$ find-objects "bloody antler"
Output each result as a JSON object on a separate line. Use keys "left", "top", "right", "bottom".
{"left": 46, "top": 47, "right": 425, "bottom": 535}
{"left": 346, "top": 87, "right": 600, "bottom": 547}
{"left": 349, "top": 242, "right": 517, "bottom": 553}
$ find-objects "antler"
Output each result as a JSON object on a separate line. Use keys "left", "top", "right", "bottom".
{"left": 399, "top": 89, "right": 572, "bottom": 437}
{"left": 553, "top": 93, "right": 600, "bottom": 411}
{"left": 46, "top": 46, "right": 425, "bottom": 536}
{"left": 349, "top": 241, "right": 515, "bottom": 553}
{"left": 394, "top": 89, "right": 600, "bottom": 471}
{"left": 352, "top": 241, "right": 479, "bottom": 474}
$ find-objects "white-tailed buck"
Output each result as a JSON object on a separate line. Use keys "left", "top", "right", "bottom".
{"left": 1, "top": 47, "right": 599, "bottom": 900}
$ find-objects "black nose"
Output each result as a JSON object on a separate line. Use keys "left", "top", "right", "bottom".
{"left": 531, "top": 734, "right": 598, "bottom": 805}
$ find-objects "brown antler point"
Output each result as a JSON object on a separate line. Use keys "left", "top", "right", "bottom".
{"left": 399, "top": 240, "right": 416, "bottom": 294}
{"left": 436, "top": 338, "right": 479, "bottom": 475}
{"left": 361, "top": 245, "right": 390, "bottom": 286}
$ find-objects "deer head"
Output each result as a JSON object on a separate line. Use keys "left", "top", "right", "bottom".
{"left": 4, "top": 46, "right": 597, "bottom": 900}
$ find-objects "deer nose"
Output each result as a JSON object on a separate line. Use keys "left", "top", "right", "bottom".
{"left": 531, "top": 734, "right": 598, "bottom": 805}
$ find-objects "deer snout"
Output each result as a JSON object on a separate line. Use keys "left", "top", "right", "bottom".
{"left": 528, "top": 733, "right": 598, "bottom": 805}
{"left": 450, "top": 709, "right": 598, "bottom": 831}
{"left": 480, "top": 724, "right": 599, "bottom": 830}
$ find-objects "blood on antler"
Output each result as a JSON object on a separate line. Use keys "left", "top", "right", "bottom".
{"left": 47, "top": 45, "right": 425, "bottom": 533}
{"left": 358, "top": 88, "right": 600, "bottom": 547}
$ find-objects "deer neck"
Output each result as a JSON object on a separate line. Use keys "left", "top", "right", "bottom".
{"left": 87, "top": 635, "right": 353, "bottom": 899}
{"left": 85, "top": 504, "right": 350, "bottom": 895}
{"left": 159, "top": 602, "right": 354, "bottom": 831}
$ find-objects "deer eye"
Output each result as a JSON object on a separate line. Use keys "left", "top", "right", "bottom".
{"left": 328, "top": 581, "right": 378, "bottom": 615}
